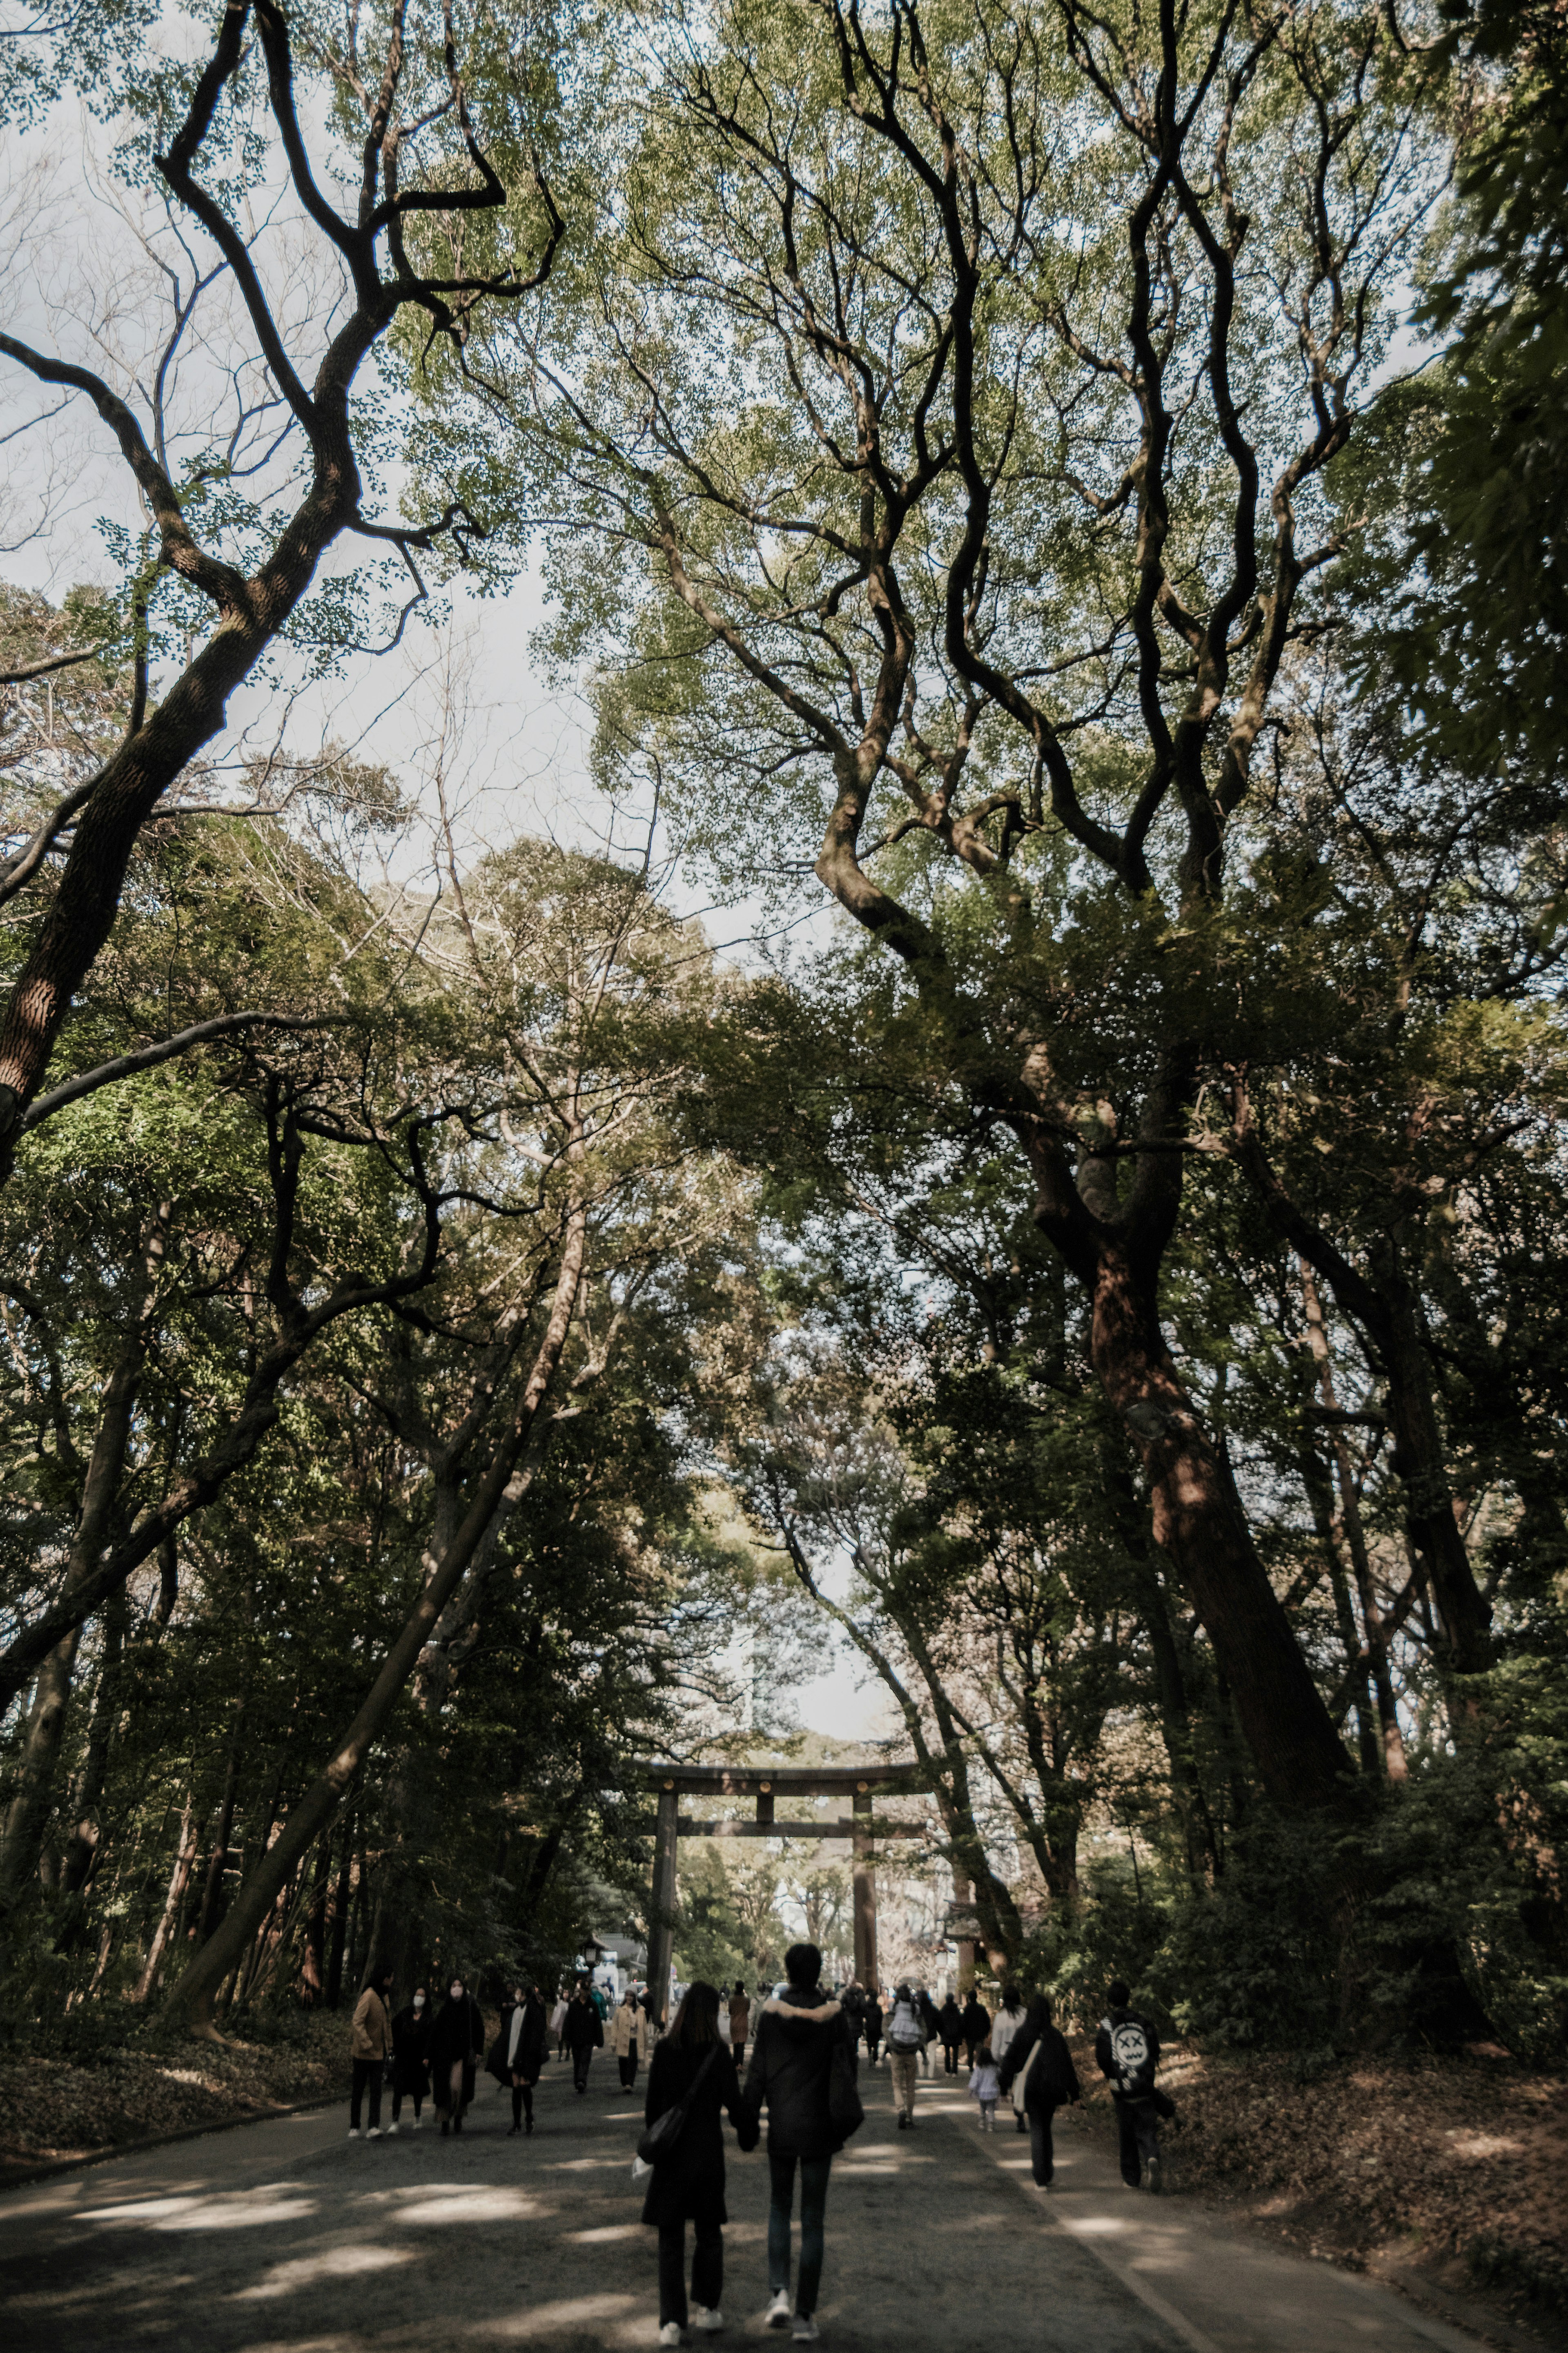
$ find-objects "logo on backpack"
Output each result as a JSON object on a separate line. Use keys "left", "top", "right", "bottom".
{"left": 1110, "top": 2021, "right": 1150, "bottom": 2080}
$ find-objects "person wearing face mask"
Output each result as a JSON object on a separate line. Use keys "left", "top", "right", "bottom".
{"left": 429, "top": 1972, "right": 486, "bottom": 2135}
{"left": 390, "top": 1984, "right": 433, "bottom": 2132}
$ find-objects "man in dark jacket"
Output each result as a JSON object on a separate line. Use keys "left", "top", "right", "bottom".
{"left": 936, "top": 1994, "right": 964, "bottom": 2074}
{"left": 562, "top": 1982, "right": 604, "bottom": 2094}
{"left": 743, "top": 1940, "right": 855, "bottom": 2345}
{"left": 960, "top": 1991, "right": 990, "bottom": 2067}
{"left": 1095, "top": 1978, "right": 1164, "bottom": 2190}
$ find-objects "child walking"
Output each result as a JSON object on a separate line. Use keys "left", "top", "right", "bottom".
{"left": 969, "top": 2041, "right": 1002, "bottom": 2132}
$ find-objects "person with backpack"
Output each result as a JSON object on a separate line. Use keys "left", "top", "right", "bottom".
{"left": 743, "top": 1940, "right": 859, "bottom": 2344}
{"left": 883, "top": 1981, "right": 927, "bottom": 2129}
{"left": 998, "top": 1992, "right": 1081, "bottom": 2188}
{"left": 642, "top": 1979, "right": 755, "bottom": 2348}
{"left": 1096, "top": 1978, "right": 1165, "bottom": 2190}
{"left": 563, "top": 1981, "right": 604, "bottom": 2094}
{"left": 960, "top": 1989, "right": 991, "bottom": 2067}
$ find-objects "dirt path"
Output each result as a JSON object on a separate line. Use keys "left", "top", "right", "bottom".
{"left": 0, "top": 2046, "right": 1488, "bottom": 2352}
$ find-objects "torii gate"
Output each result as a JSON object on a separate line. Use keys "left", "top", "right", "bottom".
{"left": 633, "top": 1759, "right": 928, "bottom": 2022}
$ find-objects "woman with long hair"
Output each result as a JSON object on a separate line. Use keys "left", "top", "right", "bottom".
{"left": 641, "top": 1978, "right": 756, "bottom": 2347}
{"left": 997, "top": 1991, "right": 1081, "bottom": 2189}
{"left": 504, "top": 1982, "right": 548, "bottom": 2135}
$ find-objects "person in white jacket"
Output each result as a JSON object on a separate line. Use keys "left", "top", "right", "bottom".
{"left": 989, "top": 1987, "right": 1027, "bottom": 2134}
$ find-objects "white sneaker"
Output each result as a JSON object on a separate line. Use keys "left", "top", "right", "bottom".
{"left": 365, "top": 2126, "right": 381, "bottom": 2139}
{"left": 412, "top": 2115, "right": 422, "bottom": 2130}
{"left": 1145, "top": 2158, "right": 1162, "bottom": 2194}
{"left": 791, "top": 2322, "right": 820, "bottom": 2345}
{"left": 346, "top": 2128, "right": 360, "bottom": 2139}
{"left": 657, "top": 2327, "right": 684, "bottom": 2348}
{"left": 766, "top": 2290, "right": 791, "bottom": 2328}
{"left": 690, "top": 2307, "right": 724, "bottom": 2333}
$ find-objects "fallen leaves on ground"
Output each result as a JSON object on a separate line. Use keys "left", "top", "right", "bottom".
{"left": 0, "top": 2012, "right": 344, "bottom": 2181}
{"left": 1068, "top": 2037, "right": 1568, "bottom": 2333}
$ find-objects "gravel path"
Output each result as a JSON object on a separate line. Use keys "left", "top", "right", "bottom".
{"left": 0, "top": 2046, "right": 1486, "bottom": 2352}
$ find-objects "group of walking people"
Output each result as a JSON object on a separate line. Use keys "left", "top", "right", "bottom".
{"left": 347, "top": 1966, "right": 489, "bottom": 2139}
{"left": 346, "top": 1953, "right": 1168, "bottom": 2345}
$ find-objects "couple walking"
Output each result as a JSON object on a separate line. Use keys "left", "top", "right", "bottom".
{"left": 641, "top": 1940, "right": 854, "bottom": 2346}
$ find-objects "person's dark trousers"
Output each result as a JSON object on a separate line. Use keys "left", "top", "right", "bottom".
{"left": 732, "top": 2037, "right": 746, "bottom": 2068}
{"left": 618, "top": 2055, "right": 637, "bottom": 2091}
{"left": 965, "top": 2039, "right": 980, "bottom": 2068}
{"left": 1029, "top": 2103, "right": 1058, "bottom": 2186}
{"left": 942, "top": 2042, "right": 959, "bottom": 2075}
{"left": 658, "top": 2218, "right": 723, "bottom": 2327}
{"left": 511, "top": 2082, "right": 534, "bottom": 2129}
{"left": 572, "top": 2047, "right": 592, "bottom": 2094}
{"left": 767, "top": 2148, "right": 832, "bottom": 2318}
{"left": 390, "top": 2088, "right": 423, "bottom": 2126}
{"left": 350, "top": 2059, "right": 383, "bottom": 2131}
{"left": 1114, "top": 2093, "right": 1161, "bottom": 2185}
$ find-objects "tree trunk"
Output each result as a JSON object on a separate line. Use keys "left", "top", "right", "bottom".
{"left": 1088, "top": 1241, "right": 1359, "bottom": 1817}
{"left": 1371, "top": 1242, "right": 1493, "bottom": 1684}
{"left": 59, "top": 1583, "right": 129, "bottom": 1898}
{"left": 194, "top": 1704, "right": 245, "bottom": 1947}
{"left": 0, "top": 1629, "right": 82, "bottom": 1910}
{"left": 300, "top": 1832, "right": 331, "bottom": 2006}
{"left": 159, "top": 1193, "right": 588, "bottom": 2033}
{"left": 133, "top": 1795, "right": 198, "bottom": 2002}
{"left": 0, "top": 1207, "right": 168, "bottom": 1913}
{"left": 325, "top": 1821, "right": 354, "bottom": 2010}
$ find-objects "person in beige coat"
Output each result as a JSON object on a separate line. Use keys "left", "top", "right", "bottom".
{"left": 612, "top": 1985, "right": 649, "bottom": 2090}
{"left": 349, "top": 1963, "right": 394, "bottom": 2139}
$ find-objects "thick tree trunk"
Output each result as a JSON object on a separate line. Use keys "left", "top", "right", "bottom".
{"left": 159, "top": 1195, "right": 587, "bottom": 2033}
{"left": 1089, "top": 1242, "right": 1358, "bottom": 1816}
{"left": 0, "top": 1629, "right": 81, "bottom": 1909}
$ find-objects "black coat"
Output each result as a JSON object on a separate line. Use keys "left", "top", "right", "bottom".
{"left": 640, "top": 2037, "right": 751, "bottom": 2228}
{"left": 998, "top": 2014, "right": 1081, "bottom": 2116}
{"left": 961, "top": 1998, "right": 990, "bottom": 2045}
{"left": 864, "top": 2001, "right": 883, "bottom": 2041}
{"left": 501, "top": 1996, "right": 548, "bottom": 2081}
{"left": 938, "top": 1998, "right": 964, "bottom": 2046}
{"left": 428, "top": 1992, "right": 486, "bottom": 2076}
{"left": 742, "top": 1990, "right": 853, "bottom": 2161}
{"left": 562, "top": 1997, "right": 603, "bottom": 2052}
{"left": 391, "top": 2002, "right": 432, "bottom": 2095}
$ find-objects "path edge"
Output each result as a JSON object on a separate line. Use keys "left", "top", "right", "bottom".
{"left": 0, "top": 2091, "right": 342, "bottom": 2194}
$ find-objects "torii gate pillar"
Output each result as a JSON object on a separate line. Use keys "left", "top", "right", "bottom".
{"left": 648, "top": 1781, "right": 680, "bottom": 2025}
{"left": 852, "top": 1790, "right": 877, "bottom": 1991}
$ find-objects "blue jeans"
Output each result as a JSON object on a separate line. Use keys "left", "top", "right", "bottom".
{"left": 767, "top": 2149, "right": 832, "bottom": 2317}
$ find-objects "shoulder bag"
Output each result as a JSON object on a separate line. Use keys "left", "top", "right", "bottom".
{"left": 636, "top": 2041, "right": 720, "bottom": 2164}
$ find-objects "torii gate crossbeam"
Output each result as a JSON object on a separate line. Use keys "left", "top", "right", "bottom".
{"left": 632, "top": 1760, "right": 928, "bottom": 2023}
